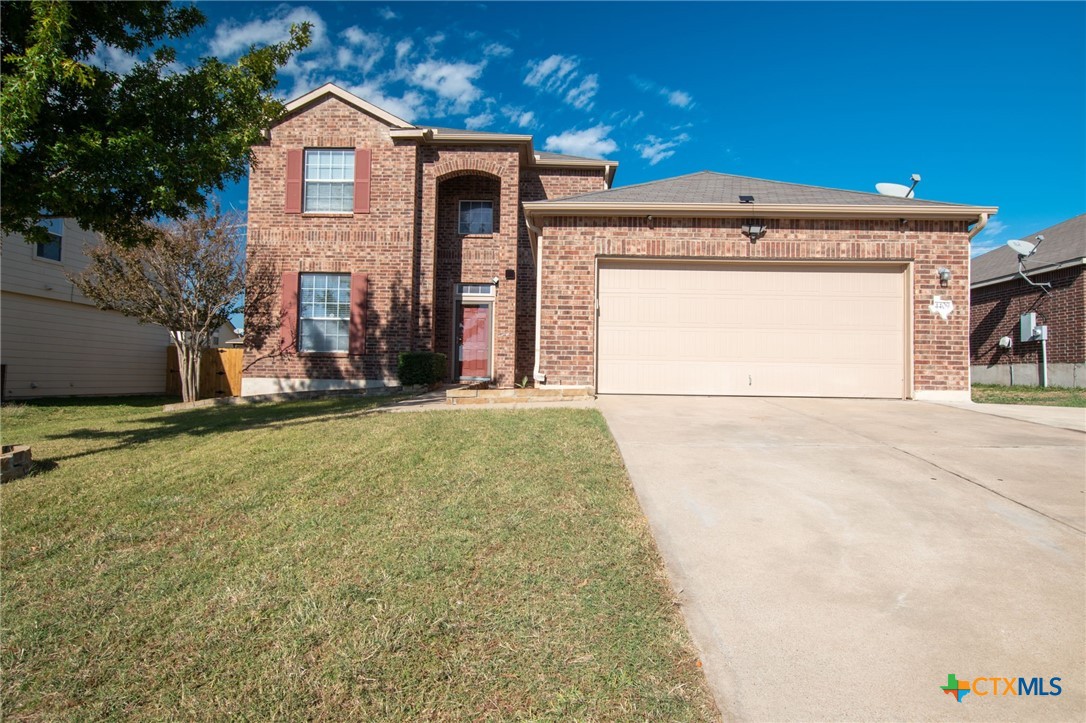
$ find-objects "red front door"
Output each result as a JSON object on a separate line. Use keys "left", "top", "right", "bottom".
{"left": 458, "top": 304, "right": 490, "bottom": 379}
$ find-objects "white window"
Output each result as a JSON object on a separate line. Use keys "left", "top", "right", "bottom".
{"left": 299, "top": 273, "right": 351, "bottom": 352}
{"left": 304, "top": 149, "right": 354, "bottom": 213}
{"left": 35, "top": 218, "right": 63, "bottom": 261}
{"left": 459, "top": 200, "right": 493, "bottom": 234}
{"left": 455, "top": 283, "right": 496, "bottom": 297}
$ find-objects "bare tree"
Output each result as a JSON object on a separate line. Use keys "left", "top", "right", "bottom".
{"left": 72, "top": 209, "right": 245, "bottom": 403}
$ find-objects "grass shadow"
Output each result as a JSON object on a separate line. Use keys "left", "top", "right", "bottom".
{"left": 36, "top": 394, "right": 412, "bottom": 463}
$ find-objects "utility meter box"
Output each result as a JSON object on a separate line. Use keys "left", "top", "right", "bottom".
{"left": 1020, "top": 312, "right": 1037, "bottom": 342}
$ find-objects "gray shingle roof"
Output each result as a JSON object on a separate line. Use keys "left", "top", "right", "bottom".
{"left": 535, "top": 150, "right": 612, "bottom": 163}
{"left": 428, "top": 126, "right": 526, "bottom": 137}
{"left": 538, "top": 170, "right": 974, "bottom": 208}
{"left": 971, "top": 213, "right": 1086, "bottom": 285}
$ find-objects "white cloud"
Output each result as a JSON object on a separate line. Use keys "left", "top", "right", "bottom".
{"left": 464, "top": 112, "right": 495, "bottom": 130}
{"left": 346, "top": 82, "right": 426, "bottom": 122}
{"left": 209, "top": 5, "right": 327, "bottom": 58}
{"left": 337, "top": 27, "right": 386, "bottom": 74}
{"left": 395, "top": 38, "right": 414, "bottom": 64}
{"left": 544, "top": 125, "right": 618, "bottom": 158}
{"left": 970, "top": 240, "right": 1004, "bottom": 258}
{"left": 524, "top": 54, "right": 580, "bottom": 93}
{"left": 631, "top": 75, "right": 694, "bottom": 110}
{"left": 427, "top": 32, "right": 446, "bottom": 47}
{"left": 666, "top": 89, "right": 693, "bottom": 108}
{"left": 87, "top": 44, "right": 140, "bottom": 75}
{"left": 564, "top": 74, "right": 598, "bottom": 110}
{"left": 376, "top": 6, "right": 399, "bottom": 21}
{"left": 501, "top": 106, "right": 536, "bottom": 128}
{"left": 976, "top": 219, "right": 1007, "bottom": 238}
{"left": 484, "top": 42, "right": 513, "bottom": 58}
{"left": 408, "top": 60, "right": 485, "bottom": 114}
{"left": 635, "top": 133, "right": 690, "bottom": 165}
{"left": 525, "top": 54, "right": 601, "bottom": 111}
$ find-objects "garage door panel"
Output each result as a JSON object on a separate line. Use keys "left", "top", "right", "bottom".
{"left": 597, "top": 263, "right": 907, "bottom": 398}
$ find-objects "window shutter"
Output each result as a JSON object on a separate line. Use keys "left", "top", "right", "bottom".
{"left": 280, "top": 272, "right": 299, "bottom": 351}
{"left": 349, "top": 273, "right": 368, "bottom": 355}
{"left": 285, "top": 149, "right": 303, "bottom": 213}
{"left": 354, "top": 149, "right": 371, "bottom": 214}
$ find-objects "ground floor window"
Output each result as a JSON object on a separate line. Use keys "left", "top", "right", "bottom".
{"left": 299, "top": 273, "right": 351, "bottom": 352}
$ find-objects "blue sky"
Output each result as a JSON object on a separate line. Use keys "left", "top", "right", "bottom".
{"left": 143, "top": 1, "right": 1085, "bottom": 257}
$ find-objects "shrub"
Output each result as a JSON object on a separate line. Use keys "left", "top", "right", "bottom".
{"left": 398, "top": 352, "right": 447, "bottom": 386}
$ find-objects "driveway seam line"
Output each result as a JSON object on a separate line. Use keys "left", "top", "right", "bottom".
{"left": 762, "top": 398, "right": 1085, "bottom": 536}
{"left": 889, "top": 445, "right": 1085, "bottom": 535}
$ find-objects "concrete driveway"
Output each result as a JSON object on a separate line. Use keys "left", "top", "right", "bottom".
{"left": 599, "top": 396, "right": 1085, "bottom": 722}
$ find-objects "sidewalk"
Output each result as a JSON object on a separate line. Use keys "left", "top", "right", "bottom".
{"left": 926, "top": 400, "right": 1085, "bottom": 433}
{"left": 383, "top": 387, "right": 597, "bottom": 413}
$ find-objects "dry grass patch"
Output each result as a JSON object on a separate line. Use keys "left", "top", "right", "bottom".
{"left": 1, "top": 397, "right": 716, "bottom": 721}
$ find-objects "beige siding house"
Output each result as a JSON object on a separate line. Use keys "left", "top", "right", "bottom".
{"left": 1, "top": 220, "right": 170, "bottom": 399}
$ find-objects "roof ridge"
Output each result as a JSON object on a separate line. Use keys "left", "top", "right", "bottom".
{"left": 681, "top": 170, "right": 970, "bottom": 207}
{"left": 556, "top": 170, "right": 713, "bottom": 202}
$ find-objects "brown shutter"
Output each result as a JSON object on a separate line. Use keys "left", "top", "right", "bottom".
{"left": 280, "top": 272, "right": 299, "bottom": 351}
{"left": 354, "top": 149, "right": 371, "bottom": 214}
{"left": 285, "top": 149, "right": 303, "bottom": 213}
{"left": 349, "top": 273, "right": 368, "bottom": 355}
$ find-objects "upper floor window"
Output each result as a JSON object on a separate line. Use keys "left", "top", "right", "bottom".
{"left": 304, "top": 149, "right": 354, "bottom": 213}
{"left": 35, "top": 218, "right": 63, "bottom": 261}
{"left": 459, "top": 200, "right": 493, "bottom": 234}
{"left": 299, "top": 273, "right": 351, "bottom": 352}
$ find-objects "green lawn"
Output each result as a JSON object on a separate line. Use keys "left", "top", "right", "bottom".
{"left": 1, "top": 397, "right": 716, "bottom": 721}
{"left": 972, "top": 384, "right": 1086, "bottom": 407}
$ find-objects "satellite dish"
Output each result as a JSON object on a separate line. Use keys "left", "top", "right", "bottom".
{"left": 876, "top": 183, "right": 913, "bottom": 198}
{"left": 875, "top": 174, "right": 921, "bottom": 199}
{"left": 1007, "top": 238, "right": 1037, "bottom": 257}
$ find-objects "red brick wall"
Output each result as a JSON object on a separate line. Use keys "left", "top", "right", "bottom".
{"left": 970, "top": 266, "right": 1085, "bottom": 365}
{"left": 534, "top": 217, "right": 973, "bottom": 394}
{"left": 515, "top": 169, "right": 607, "bottom": 379}
{"left": 244, "top": 93, "right": 613, "bottom": 389}
{"left": 420, "top": 148, "right": 522, "bottom": 385}
{"left": 434, "top": 174, "right": 503, "bottom": 379}
{"left": 245, "top": 96, "right": 419, "bottom": 383}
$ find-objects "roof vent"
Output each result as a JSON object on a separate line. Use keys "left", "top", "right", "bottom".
{"left": 739, "top": 195, "right": 754, "bottom": 204}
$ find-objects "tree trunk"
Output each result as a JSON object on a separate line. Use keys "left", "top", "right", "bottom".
{"left": 171, "top": 333, "right": 202, "bottom": 403}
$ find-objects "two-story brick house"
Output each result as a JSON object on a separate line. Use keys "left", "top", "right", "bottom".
{"left": 244, "top": 84, "right": 997, "bottom": 400}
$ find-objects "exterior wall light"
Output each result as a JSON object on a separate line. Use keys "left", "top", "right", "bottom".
{"left": 741, "top": 224, "right": 768, "bottom": 243}
{"left": 937, "top": 267, "right": 952, "bottom": 286}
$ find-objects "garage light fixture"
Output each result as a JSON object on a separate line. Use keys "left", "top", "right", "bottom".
{"left": 741, "top": 224, "right": 768, "bottom": 243}
{"left": 937, "top": 267, "right": 952, "bottom": 286}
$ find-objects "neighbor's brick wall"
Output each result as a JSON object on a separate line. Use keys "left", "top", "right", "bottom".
{"left": 535, "top": 217, "right": 973, "bottom": 394}
{"left": 245, "top": 95, "right": 419, "bottom": 382}
{"left": 970, "top": 266, "right": 1085, "bottom": 366}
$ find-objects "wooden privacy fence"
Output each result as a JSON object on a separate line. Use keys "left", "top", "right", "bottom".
{"left": 166, "top": 346, "right": 243, "bottom": 399}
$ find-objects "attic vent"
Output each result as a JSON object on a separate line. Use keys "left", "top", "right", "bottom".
{"left": 739, "top": 195, "right": 754, "bottom": 204}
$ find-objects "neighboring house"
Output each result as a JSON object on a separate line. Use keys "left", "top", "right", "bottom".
{"left": 1, "top": 220, "right": 170, "bottom": 399}
{"left": 244, "top": 83, "right": 996, "bottom": 401}
{"left": 209, "top": 321, "right": 241, "bottom": 348}
{"left": 970, "top": 214, "right": 1085, "bottom": 387}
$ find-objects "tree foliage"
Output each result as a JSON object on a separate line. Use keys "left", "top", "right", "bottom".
{"left": 1, "top": 1, "right": 309, "bottom": 245}
{"left": 71, "top": 210, "right": 249, "bottom": 403}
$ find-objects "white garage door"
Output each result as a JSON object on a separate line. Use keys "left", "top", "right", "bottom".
{"left": 597, "top": 262, "right": 908, "bottom": 398}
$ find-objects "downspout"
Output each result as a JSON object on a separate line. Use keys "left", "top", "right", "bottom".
{"left": 525, "top": 214, "right": 546, "bottom": 384}
{"left": 965, "top": 213, "right": 989, "bottom": 395}
{"left": 967, "top": 212, "right": 989, "bottom": 242}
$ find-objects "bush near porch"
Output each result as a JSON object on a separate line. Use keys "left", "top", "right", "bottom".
{"left": 0, "top": 397, "right": 716, "bottom": 721}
